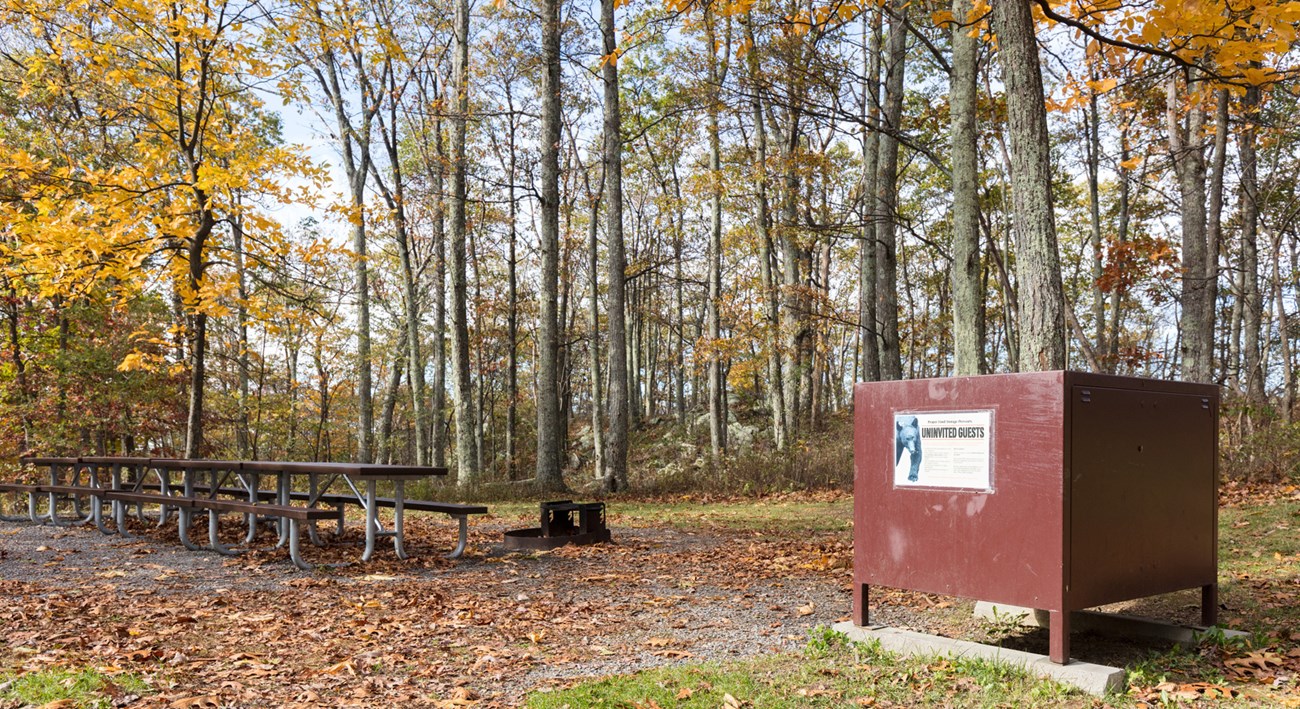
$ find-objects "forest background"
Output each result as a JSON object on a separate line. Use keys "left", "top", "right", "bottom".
{"left": 1, "top": 0, "right": 1298, "bottom": 493}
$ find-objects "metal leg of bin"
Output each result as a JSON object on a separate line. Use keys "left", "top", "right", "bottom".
{"left": 853, "top": 583, "right": 870, "bottom": 626}
{"left": 1201, "top": 584, "right": 1218, "bottom": 627}
{"left": 1048, "top": 611, "right": 1070, "bottom": 665}
{"left": 447, "top": 515, "right": 468, "bottom": 559}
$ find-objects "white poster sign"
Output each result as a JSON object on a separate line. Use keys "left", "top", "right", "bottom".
{"left": 893, "top": 410, "right": 992, "bottom": 490}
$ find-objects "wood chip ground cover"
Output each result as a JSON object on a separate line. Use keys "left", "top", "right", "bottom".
{"left": 0, "top": 488, "right": 1296, "bottom": 707}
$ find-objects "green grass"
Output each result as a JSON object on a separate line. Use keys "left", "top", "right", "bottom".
{"left": 481, "top": 499, "right": 854, "bottom": 533}
{"left": 0, "top": 667, "right": 150, "bottom": 708}
{"left": 1217, "top": 495, "right": 1300, "bottom": 635}
{"left": 527, "top": 627, "right": 1091, "bottom": 708}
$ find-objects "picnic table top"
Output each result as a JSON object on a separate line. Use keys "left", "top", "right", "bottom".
{"left": 19, "top": 457, "right": 80, "bottom": 465}
{"left": 19, "top": 456, "right": 447, "bottom": 479}
{"left": 78, "top": 456, "right": 154, "bottom": 465}
{"left": 240, "top": 460, "right": 448, "bottom": 478}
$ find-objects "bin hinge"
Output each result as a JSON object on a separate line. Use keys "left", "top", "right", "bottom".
{"left": 1080, "top": 389, "right": 1091, "bottom": 403}
{"left": 1202, "top": 398, "right": 1210, "bottom": 410}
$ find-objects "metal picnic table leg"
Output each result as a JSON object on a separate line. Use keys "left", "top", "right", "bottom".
{"left": 306, "top": 474, "right": 325, "bottom": 547}
{"left": 45, "top": 464, "right": 67, "bottom": 527}
{"left": 362, "top": 479, "right": 378, "bottom": 562}
{"left": 208, "top": 509, "right": 239, "bottom": 555}
{"left": 392, "top": 480, "right": 407, "bottom": 560}
{"left": 275, "top": 473, "right": 291, "bottom": 548}
{"left": 177, "top": 470, "right": 201, "bottom": 551}
{"left": 92, "top": 491, "right": 113, "bottom": 534}
{"left": 288, "top": 519, "right": 312, "bottom": 570}
{"left": 27, "top": 490, "right": 39, "bottom": 523}
{"left": 206, "top": 469, "right": 238, "bottom": 556}
{"left": 447, "top": 515, "right": 469, "bottom": 559}
{"left": 242, "top": 472, "right": 259, "bottom": 544}
{"left": 156, "top": 469, "right": 172, "bottom": 527}
{"left": 178, "top": 505, "right": 202, "bottom": 551}
{"left": 98, "top": 464, "right": 124, "bottom": 535}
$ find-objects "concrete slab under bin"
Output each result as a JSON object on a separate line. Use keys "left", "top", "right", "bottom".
{"left": 973, "top": 602, "right": 1249, "bottom": 646}
{"left": 831, "top": 621, "right": 1125, "bottom": 696}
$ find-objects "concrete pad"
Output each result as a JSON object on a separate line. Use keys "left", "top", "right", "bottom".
{"left": 831, "top": 621, "right": 1125, "bottom": 696}
{"left": 972, "top": 602, "right": 1250, "bottom": 645}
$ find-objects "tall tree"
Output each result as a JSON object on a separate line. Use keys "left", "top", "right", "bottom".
{"left": 950, "top": 0, "right": 982, "bottom": 376}
{"left": 273, "top": 0, "right": 386, "bottom": 460}
{"left": 1166, "top": 75, "right": 1212, "bottom": 383}
{"left": 858, "top": 9, "right": 882, "bottom": 384}
{"left": 450, "top": 0, "right": 478, "bottom": 484}
{"left": 703, "top": 6, "right": 729, "bottom": 457}
{"left": 992, "top": 0, "right": 1066, "bottom": 370}
{"left": 602, "top": 0, "right": 629, "bottom": 490}
{"left": 744, "top": 10, "right": 786, "bottom": 450}
{"left": 535, "top": 0, "right": 564, "bottom": 490}
{"left": 874, "top": 2, "right": 907, "bottom": 380}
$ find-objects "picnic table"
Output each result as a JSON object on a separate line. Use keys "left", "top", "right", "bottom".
{"left": 2, "top": 457, "right": 487, "bottom": 569}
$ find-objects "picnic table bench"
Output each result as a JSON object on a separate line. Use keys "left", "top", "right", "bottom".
{"left": 2, "top": 457, "right": 487, "bottom": 568}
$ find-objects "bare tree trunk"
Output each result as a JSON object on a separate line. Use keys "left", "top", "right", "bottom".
{"left": 505, "top": 86, "right": 520, "bottom": 479}
{"left": 1207, "top": 89, "right": 1228, "bottom": 382}
{"left": 470, "top": 206, "right": 488, "bottom": 474}
{"left": 349, "top": 179, "right": 373, "bottom": 462}
{"left": 991, "top": 0, "right": 1065, "bottom": 371}
{"left": 233, "top": 209, "right": 252, "bottom": 458}
{"left": 1086, "top": 63, "right": 1105, "bottom": 357}
{"left": 859, "top": 8, "right": 882, "bottom": 383}
{"left": 431, "top": 104, "right": 448, "bottom": 468}
{"left": 1108, "top": 129, "right": 1132, "bottom": 369}
{"left": 1167, "top": 77, "right": 1211, "bottom": 383}
{"left": 704, "top": 7, "right": 729, "bottom": 458}
{"left": 1271, "top": 226, "right": 1292, "bottom": 422}
{"left": 950, "top": 0, "right": 982, "bottom": 376}
{"left": 1240, "top": 83, "right": 1264, "bottom": 402}
{"left": 745, "top": 11, "right": 786, "bottom": 450}
{"left": 536, "top": 0, "right": 564, "bottom": 490}
{"left": 602, "top": 0, "right": 629, "bottom": 490}
{"left": 183, "top": 209, "right": 215, "bottom": 458}
{"left": 586, "top": 190, "right": 606, "bottom": 483}
{"left": 875, "top": 2, "right": 906, "bottom": 380}
{"left": 451, "top": 0, "right": 479, "bottom": 485}
{"left": 377, "top": 335, "right": 406, "bottom": 464}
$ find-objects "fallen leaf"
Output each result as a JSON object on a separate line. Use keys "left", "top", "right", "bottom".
{"left": 168, "top": 696, "right": 220, "bottom": 709}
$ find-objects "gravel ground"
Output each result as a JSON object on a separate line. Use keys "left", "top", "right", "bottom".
{"left": 0, "top": 513, "right": 863, "bottom": 705}
{"left": 0, "top": 509, "right": 1196, "bottom": 706}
